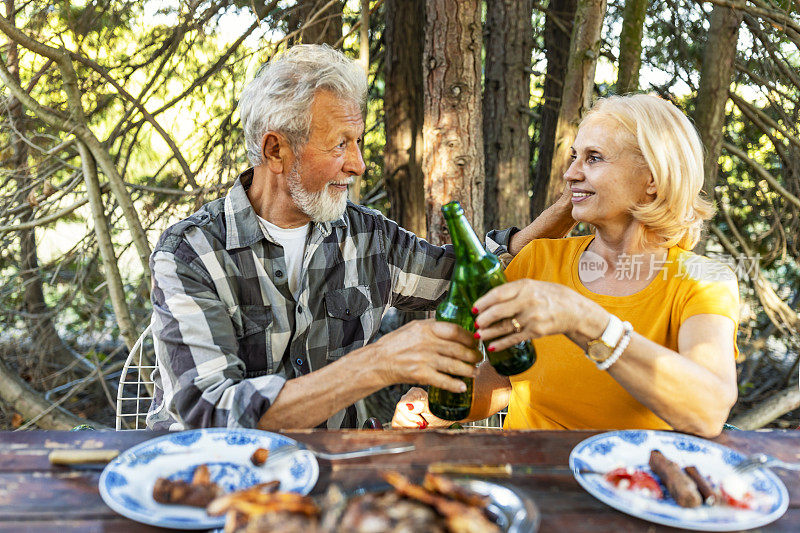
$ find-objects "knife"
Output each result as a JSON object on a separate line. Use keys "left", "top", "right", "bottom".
{"left": 48, "top": 449, "right": 120, "bottom": 467}
{"left": 427, "top": 462, "right": 572, "bottom": 477}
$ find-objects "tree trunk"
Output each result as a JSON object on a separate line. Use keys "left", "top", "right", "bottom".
{"left": 694, "top": 2, "right": 744, "bottom": 200}
{"left": 288, "top": 0, "right": 344, "bottom": 47}
{"left": 534, "top": 0, "right": 606, "bottom": 218}
{"left": 483, "top": 0, "right": 533, "bottom": 231}
{"left": 531, "top": 0, "right": 578, "bottom": 218}
{"left": 348, "top": 0, "right": 370, "bottom": 205}
{"left": 78, "top": 142, "right": 138, "bottom": 351}
{"left": 729, "top": 386, "right": 800, "bottom": 430}
{"left": 4, "top": 0, "right": 76, "bottom": 371}
{"left": 616, "top": 0, "right": 648, "bottom": 94}
{"left": 384, "top": 0, "right": 426, "bottom": 238}
{"left": 0, "top": 355, "right": 108, "bottom": 429}
{"left": 423, "top": 0, "right": 484, "bottom": 244}
{"left": 359, "top": 0, "right": 370, "bottom": 72}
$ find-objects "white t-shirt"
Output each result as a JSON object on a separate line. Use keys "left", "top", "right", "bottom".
{"left": 256, "top": 215, "right": 309, "bottom": 297}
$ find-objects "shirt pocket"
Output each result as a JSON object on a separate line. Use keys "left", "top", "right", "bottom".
{"left": 229, "top": 304, "right": 274, "bottom": 377}
{"left": 324, "top": 285, "right": 374, "bottom": 361}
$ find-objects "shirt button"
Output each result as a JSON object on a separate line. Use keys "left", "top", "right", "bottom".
{"left": 275, "top": 270, "right": 283, "bottom": 278}
{"left": 297, "top": 306, "right": 303, "bottom": 314}
{"left": 296, "top": 358, "right": 303, "bottom": 365}
{"left": 345, "top": 308, "right": 350, "bottom": 316}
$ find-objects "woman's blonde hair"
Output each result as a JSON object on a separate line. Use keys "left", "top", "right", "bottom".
{"left": 582, "top": 94, "right": 714, "bottom": 250}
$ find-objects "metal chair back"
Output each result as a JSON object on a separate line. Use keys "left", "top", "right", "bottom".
{"left": 115, "top": 325, "right": 155, "bottom": 430}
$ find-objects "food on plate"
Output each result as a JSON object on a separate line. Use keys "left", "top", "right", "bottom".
{"left": 603, "top": 467, "right": 663, "bottom": 498}
{"left": 208, "top": 484, "right": 317, "bottom": 533}
{"left": 600, "top": 449, "right": 756, "bottom": 511}
{"left": 383, "top": 471, "right": 500, "bottom": 533}
{"left": 683, "top": 466, "right": 716, "bottom": 505}
{"left": 206, "top": 471, "right": 500, "bottom": 533}
{"left": 648, "top": 450, "right": 703, "bottom": 508}
{"left": 718, "top": 475, "right": 755, "bottom": 509}
{"left": 191, "top": 463, "right": 213, "bottom": 486}
{"left": 250, "top": 447, "right": 270, "bottom": 466}
{"left": 206, "top": 481, "right": 281, "bottom": 516}
{"left": 152, "top": 464, "right": 223, "bottom": 507}
{"left": 422, "top": 472, "right": 491, "bottom": 508}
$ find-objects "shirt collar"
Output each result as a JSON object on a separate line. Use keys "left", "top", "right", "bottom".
{"left": 223, "top": 168, "right": 347, "bottom": 250}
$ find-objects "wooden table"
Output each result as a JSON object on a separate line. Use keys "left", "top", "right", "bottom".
{"left": 0, "top": 429, "right": 797, "bottom": 532}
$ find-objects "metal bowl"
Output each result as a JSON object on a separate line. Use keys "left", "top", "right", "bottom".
{"left": 344, "top": 478, "right": 539, "bottom": 533}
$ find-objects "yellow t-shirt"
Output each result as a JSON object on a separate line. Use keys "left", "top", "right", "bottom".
{"left": 502, "top": 235, "right": 739, "bottom": 431}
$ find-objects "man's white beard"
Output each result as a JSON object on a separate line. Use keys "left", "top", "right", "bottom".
{"left": 286, "top": 162, "right": 349, "bottom": 222}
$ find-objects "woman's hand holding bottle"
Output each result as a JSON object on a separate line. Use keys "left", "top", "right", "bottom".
{"left": 391, "top": 387, "right": 452, "bottom": 429}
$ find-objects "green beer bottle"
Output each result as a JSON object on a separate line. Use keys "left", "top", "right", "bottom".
{"left": 442, "top": 201, "right": 536, "bottom": 376}
{"left": 428, "top": 283, "right": 476, "bottom": 421}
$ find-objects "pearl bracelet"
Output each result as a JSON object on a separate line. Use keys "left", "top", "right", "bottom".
{"left": 596, "top": 321, "right": 633, "bottom": 371}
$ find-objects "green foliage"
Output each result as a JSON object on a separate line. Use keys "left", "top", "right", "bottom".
{"left": 1, "top": 0, "right": 798, "bottom": 427}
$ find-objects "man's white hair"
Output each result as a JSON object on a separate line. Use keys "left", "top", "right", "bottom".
{"left": 238, "top": 44, "right": 368, "bottom": 166}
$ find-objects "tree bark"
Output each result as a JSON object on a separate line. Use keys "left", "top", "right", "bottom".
{"left": 694, "top": 2, "right": 744, "bottom": 200}
{"left": 359, "top": 0, "right": 370, "bottom": 73}
{"left": 77, "top": 142, "right": 138, "bottom": 350}
{"left": 531, "top": 0, "right": 578, "bottom": 218}
{"left": 348, "top": 0, "right": 370, "bottom": 205}
{"left": 288, "top": 0, "right": 344, "bottom": 47}
{"left": 616, "top": 0, "right": 648, "bottom": 94}
{"left": 729, "top": 386, "right": 800, "bottom": 430}
{"left": 0, "top": 355, "right": 108, "bottom": 429}
{"left": 4, "top": 0, "right": 76, "bottom": 370}
{"left": 423, "top": 0, "right": 484, "bottom": 244}
{"left": 483, "top": 0, "right": 533, "bottom": 231}
{"left": 535, "top": 0, "right": 606, "bottom": 219}
{"left": 384, "top": 0, "right": 426, "bottom": 238}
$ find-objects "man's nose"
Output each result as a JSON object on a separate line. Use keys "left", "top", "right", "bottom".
{"left": 344, "top": 143, "right": 366, "bottom": 176}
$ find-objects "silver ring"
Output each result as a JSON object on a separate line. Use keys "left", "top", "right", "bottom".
{"left": 510, "top": 317, "right": 522, "bottom": 334}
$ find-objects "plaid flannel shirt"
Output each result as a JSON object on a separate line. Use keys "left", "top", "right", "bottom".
{"left": 147, "top": 169, "right": 515, "bottom": 430}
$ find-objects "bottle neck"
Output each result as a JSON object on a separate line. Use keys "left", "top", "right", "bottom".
{"left": 445, "top": 211, "right": 486, "bottom": 262}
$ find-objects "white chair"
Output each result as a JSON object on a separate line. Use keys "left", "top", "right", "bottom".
{"left": 115, "top": 325, "right": 156, "bottom": 430}
{"left": 465, "top": 410, "right": 507, "bottom": 429}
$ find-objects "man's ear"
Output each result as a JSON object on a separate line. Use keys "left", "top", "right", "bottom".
{"left": 262, "top": 132, "right": 287, "bottom": 173}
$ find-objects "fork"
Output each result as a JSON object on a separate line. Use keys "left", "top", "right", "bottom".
{"left": 262, "top": 441, "right": 415, "bottom": 467}
{"left": 733, "top": 453, "right": 800, "bottom": 474}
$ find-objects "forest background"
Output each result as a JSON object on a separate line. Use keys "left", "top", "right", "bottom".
{"left": 0, "top": 0, "right": 798, "bottom": 431}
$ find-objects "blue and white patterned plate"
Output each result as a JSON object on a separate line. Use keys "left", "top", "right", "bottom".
{"left": 569, "top": 430, "right": 788, "bottom": 531}
{"left": 99, "top": 428, "right": 319, "bottom": 530}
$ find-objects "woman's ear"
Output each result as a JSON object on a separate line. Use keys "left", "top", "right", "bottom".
{"left": 646, "top": 173, "right": 657, "bottom": 196}
{"left": 261, "top": 132, "right": 286, "bottom": 173}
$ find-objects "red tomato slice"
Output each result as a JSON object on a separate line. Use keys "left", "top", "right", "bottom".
{"left": 604, "top": 468, "right": 663, "bottom": 499}
{"left": 720, "top": 487, "right": 753, "bottom": 509}
{"left": 629, "top": 471, "right": 663, "bottom": 499}
{"left": 604, "top": 467, "right": 632, "bottom": 485}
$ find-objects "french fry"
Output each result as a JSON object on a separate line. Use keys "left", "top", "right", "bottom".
{"left": 424, "top": 472, "right": 491, "bottom": 508}
{"left": 383, "top": 471, "right": 499, "bottom": 533}
{"left": 208, "top": 488, "right": 317, "bottom": 517}
{"left": 191, "top": 464, "right": 212, "bottom": 486}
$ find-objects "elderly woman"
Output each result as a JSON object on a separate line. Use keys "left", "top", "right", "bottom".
{"left": 392, "top": 94, "right": 739, "bottom": 438}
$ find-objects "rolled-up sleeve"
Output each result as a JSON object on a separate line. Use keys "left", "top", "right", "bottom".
{"left": 486, "top": 227, "right": 518, "bottom": 256}
{"left": 376, "top": 213, "right": 520, "bottom": 309}
{"left": 148, "top": 248, "right": 285, "bottom": 429}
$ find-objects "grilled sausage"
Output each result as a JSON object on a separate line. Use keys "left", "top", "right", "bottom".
{"left": 649, "top": 450, "right": 702, "bottom": 508}
{"left": 684, "top": 466, "right": 717, "bottom": 505}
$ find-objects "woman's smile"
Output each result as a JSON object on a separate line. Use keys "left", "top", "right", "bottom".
{"left": 571, "top": 189, "right": 595, "bottom": 203}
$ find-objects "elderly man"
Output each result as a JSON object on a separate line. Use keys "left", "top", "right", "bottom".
{"left": 147, "top": 45, "right": 571, "bottom": 430}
